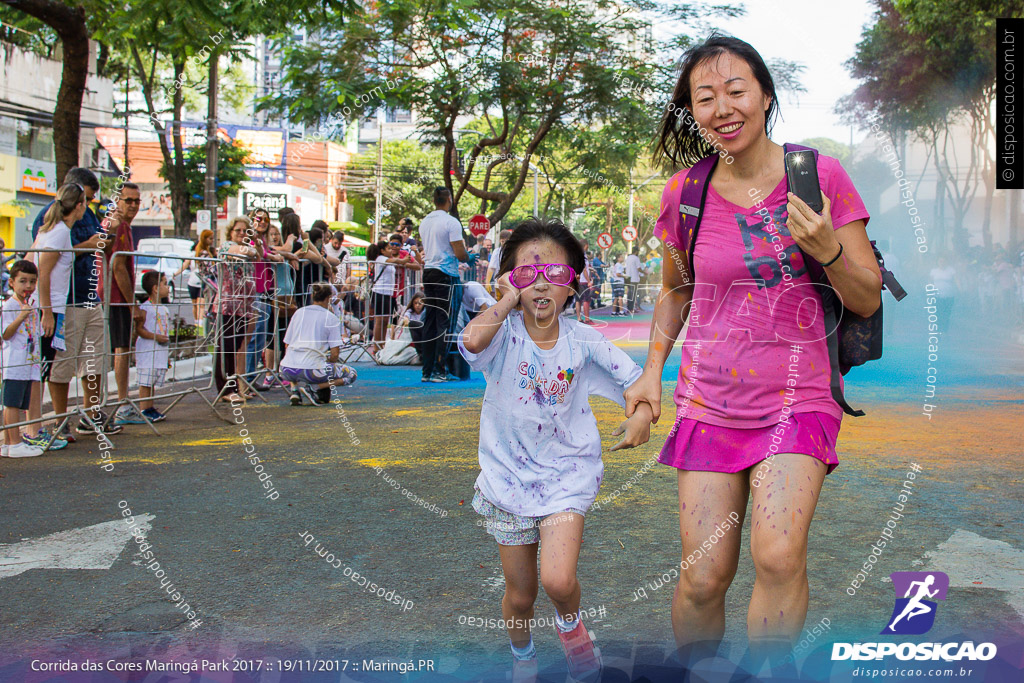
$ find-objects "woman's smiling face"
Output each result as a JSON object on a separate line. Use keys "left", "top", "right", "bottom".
{"left": 688, "top": 51, "right": 771, "bottom": 156}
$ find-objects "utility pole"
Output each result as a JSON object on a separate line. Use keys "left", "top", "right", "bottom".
{"left": 373, "top": 111, "right": 384, "bottom": 243}
{"left": 203, "top": 49, "right": 219, "bottom": 215}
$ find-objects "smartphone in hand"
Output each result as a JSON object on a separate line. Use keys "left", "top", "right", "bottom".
{"left": 785, "top": 151, "right": 823, "bottom": 213}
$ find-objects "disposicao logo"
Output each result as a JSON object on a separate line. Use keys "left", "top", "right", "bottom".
{"left": 882, "top": 571, "right": 948, "bottom": 635}
{"left": 832, "top": 570, "right": 997, "bottom": 662}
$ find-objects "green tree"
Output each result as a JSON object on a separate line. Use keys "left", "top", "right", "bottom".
{"left": 171, "top": 138, "right": 249, "bottom": 216}
{"left": 261, "top": 0, "right": 746, "bottom": 224}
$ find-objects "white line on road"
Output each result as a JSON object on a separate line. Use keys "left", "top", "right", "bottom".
{"left": 914, "top": 529, "right": 1024, "bottom": 622}
{"left": 0, "top": 515, "right": 155, "bottom": 579}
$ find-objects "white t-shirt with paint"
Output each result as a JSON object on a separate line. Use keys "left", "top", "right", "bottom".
{"left": 136, "top": 301, "right": 171, "bottom": 370}
{"left": 282, "top": 304, "right": 343, "bottom": 369}
{"left": 458, "top": 311, "right": 642, "bottom": 516}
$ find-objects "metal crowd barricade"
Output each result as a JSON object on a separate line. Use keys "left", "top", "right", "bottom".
{"left": 103, "top": 250, "right": 222, "bottom": 432}
{"left": 0, "top": 246, "right": 128, "bottom": 449}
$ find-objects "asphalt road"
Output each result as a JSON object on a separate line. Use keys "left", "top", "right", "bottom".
{"left": 0, "top": 308, "right": 1021, "bottom": 682}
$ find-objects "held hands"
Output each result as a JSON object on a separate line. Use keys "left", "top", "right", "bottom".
{"left": 611, "top": 401, "right": 653, "bottom": 451}
{"left": 495, "top": 271, "right": 520, "bottom": 306}
{"left": 624, "top": 369, "right": 662, "bottom": 424}
{"left": 786, "top": 191, "right": 841, "bottom": 264}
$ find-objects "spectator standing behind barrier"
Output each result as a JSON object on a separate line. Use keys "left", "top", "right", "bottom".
{"left": 31, "top": 167, "right": 121, "bottom": 440}
{"left": 245, "top": 208, "right": 284, "bottom": 388}
{"left": 311, "top": 220, "right": 342, "bottom": 281}
{"left": 25, "top": 183, "right": 88, "bottom": 450}
{"left": 174, "top": 229, "right": 216, "bottom": 326}
{"left": 100, "top": 183, "right": 147, "bottom": 427}
{"left": 1, "top": 260, "right": 45, "bottom": 458}
{"left": 280, "top": 282, "right": 357, "bottom": 406}
{"left": 624, "top": 246, "right": 645, "bottom": 313}
{"left": 575, "top": 239, "right": 595, "bottom": 325}
{"left": 263, "top": 225, "right": 299, "bottom": 388}
{"left": 323, "top": 230, "right": 350, "bottom": 284}
{"left": 609, "top": 254, "right": 627, "bottom": 316}
{"left": 484, "top": 229, "right": 511, "bottom": 291}
{"left": 215, "top": 217, "right": 259, "bottom": 403}
{"left": 368, "top": 236, "right": 420, "bottom": 356}
{"left": 135, "top": 271, "right": 171, "bottom": 423}
{"left": 284, "top": 215, "right": 327, "bottom": 308}
{"left": 419, "top": 187, "right": 470, "bottom": 383}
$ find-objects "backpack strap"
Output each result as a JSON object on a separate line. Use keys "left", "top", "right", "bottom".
{"left": 677, "top": 154, "right": 719, "bottom": 283}
{"left": 783, "top": 143, "right": 865, "bottom": 417}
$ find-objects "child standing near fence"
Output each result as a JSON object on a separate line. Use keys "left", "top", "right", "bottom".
{"left": 135, "top": 271, "right": 171, "bottom": 423}
{"left": 280, "top": 283, "right": 358, "bottom": 406}
{"left": 1, "top": 261, "right": 44, "bottom": 458}
{"left": 458, "top": 218, "right": 653, "bottom": 682}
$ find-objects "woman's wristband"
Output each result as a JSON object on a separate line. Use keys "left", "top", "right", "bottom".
{"left": 820, "top": 242, "right": 843, "bottom": 268}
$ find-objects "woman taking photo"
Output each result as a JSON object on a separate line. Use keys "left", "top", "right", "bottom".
{"left": 624, "top": 34, "right": 881, "bottom": 666}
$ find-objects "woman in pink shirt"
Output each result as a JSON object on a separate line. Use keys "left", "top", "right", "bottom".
{"left": 624, "top": 35, "right": 882, "bottom": 666}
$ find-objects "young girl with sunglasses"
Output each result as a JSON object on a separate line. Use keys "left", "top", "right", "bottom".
{"left": 459, "top": 218, "right": 654, "bottom": 683}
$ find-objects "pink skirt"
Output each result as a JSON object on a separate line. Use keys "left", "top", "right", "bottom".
{"left": 658, "top": 412, "right": 841, "bottom": 475}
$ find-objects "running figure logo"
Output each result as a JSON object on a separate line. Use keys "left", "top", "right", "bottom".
{"left": 881, "top": 571, "right": 949, "bottom": 635}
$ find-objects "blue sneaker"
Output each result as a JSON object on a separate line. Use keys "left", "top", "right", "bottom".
{"left": 114, "top": 407, "right": 147, "bottom": 425}
{"left": 141, "top": 408, "right": 166, "bottom": 422}
{"left": 23, "top": 429, "right": 69, "bottom": 451}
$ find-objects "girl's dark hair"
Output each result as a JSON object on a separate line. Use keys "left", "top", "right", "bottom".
{"left": 366, "top": 242, "right": 382, "bottom": 262}
{"left": 280, "top": 212, "right": 302, "bottom": 241}
{"left": 653, "top": 33, "right": 780, "bottom": 168}
{"left": 310, "top": 282, "right": 334, "bottom": 304}
{"left": 9, "top": 259, "right": 37, "bottom": 280}
{"left": 498, "top": 218, "right": 585, "bottom": 309}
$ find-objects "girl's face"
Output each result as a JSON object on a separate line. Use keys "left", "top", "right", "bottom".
{"left": 687, "top": 51, "right": 771, "bottom": 158}
{"left": 412, "top": 298, "right": 424, "bottom": 313}
{"left": 269, "top": 227, "right": 282, "bottom": 246}
{"left": 512, "top": 239, "right": 574, "bottom": 325}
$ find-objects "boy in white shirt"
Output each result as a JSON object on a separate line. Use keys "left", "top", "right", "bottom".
{"left": 280, "top": 282, "right": 358, "bottom": 406}
{"left": 1, "top": 261, "right": 44, "bottom": 457}
{"left": 136, "top": 271, "right": 171, "bottom": 423}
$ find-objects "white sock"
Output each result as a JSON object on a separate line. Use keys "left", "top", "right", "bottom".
{"left": 555, "top": 612, "right": 580, "bottom": 633}
{"left": 511, "top": 638, "right": 536, "bottom": 660}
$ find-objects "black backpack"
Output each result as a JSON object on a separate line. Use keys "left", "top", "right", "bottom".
{"left": 676, "top": 142, "right": 907, "bottom": 416}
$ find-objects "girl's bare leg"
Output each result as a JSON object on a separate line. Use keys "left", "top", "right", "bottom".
{"left": 498, "top": 542, "right": 540, "bottom": 647}
{"left": 538, "top": 512, "right": 585, "bottom": 624}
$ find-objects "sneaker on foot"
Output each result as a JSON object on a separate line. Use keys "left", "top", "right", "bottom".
{"left": 428, "top": 374, "right": 446, "bottom": 383}
{"left": 55, "top": 425, "right": 77, "bottom": 443}
{"left": 298, "top": 386, "right": 318, "bottom": 405}
{"left": 23, "top": 430, "right": 68, "bottom": 451}
{"left": 259, "top": 374, "right": 276, "bottom": 391}
{"left": 6, "top": 441, "right": 44, "bottom": 458}
{"left": 290, "top": 390, "right": 302, "bottom": 406}
{"left": 76, "top": 412, "right": 123, "bottom": 434}
{"left": 114, "top": 407, "right": 147, "bottom": 425}
{"left": 142, "top": 408, "right": 166, "bottom": 422}
{"left": 556, "top": 618, "right": 601, "bottom": 682}
{"left": 510, "top": 657, "right": 538, "bottom": 683}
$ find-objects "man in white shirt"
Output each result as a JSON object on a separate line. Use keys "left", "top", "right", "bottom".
{"left": 625, "top": 247, "right": 645, "bottom": 313}
{"left": 419, "top": 187, "right": 470, "bottom": 382}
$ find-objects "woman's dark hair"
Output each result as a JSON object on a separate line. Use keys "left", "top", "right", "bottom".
{"left": 653, "top": 33, "right": 780, "bottom": 168}
{"left": 308, "top": 227, "right": 324, "bottom": 245}
{"left": 9, "top": 259, "right": 38, "bottom": 280}
{"left": 310, "top": 282, "right": 334, "bottom": 304}
{"left": 498, "top": 218, "right": 585, "bottom": 309}
{"left": 280, "top": 212, "right": 302, "bottom": 241}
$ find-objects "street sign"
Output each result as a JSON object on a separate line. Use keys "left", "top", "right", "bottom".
{"left": 468, "top": 214, "right": 491, "bottom": 237}
{"left": 647, "top": 236, "right": 661, "bottom": 251}
{"left": 597, "top": 232, "right": 613, "bottom": 250}
{"left": 196, "top": 209, "right": 211, "bottom": 233}
{"left": 621, "top": 225, "right": 637, "bottom": 241}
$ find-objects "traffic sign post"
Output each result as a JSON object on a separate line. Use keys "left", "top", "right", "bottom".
{"left": 468, "top": 214, "right": 491, "bottom": 237}
{"left": 597, "top": 232, "right": 613, "bottom": 250}
{"left": 621, "top": 225, "right": 637, "bottom": 242}
{"left": 197, "top": 209, "right": 211, "bottom": 234}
